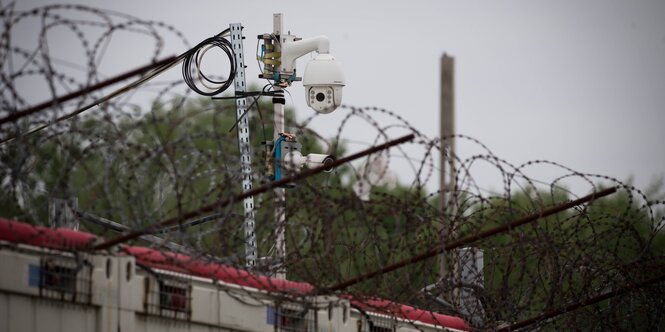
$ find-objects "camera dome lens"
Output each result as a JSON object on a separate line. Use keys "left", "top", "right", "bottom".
{"left": 316, "top": 92, "right": 325, "bottom": 102}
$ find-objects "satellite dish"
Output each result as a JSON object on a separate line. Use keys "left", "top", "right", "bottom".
{"left": 352, "top": 153, "right": 397, "bottom": 201}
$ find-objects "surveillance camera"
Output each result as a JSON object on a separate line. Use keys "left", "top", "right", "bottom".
{"left": 304, "top": 153, "right": 335, "bottom": 172}
{"left": 283, "top": 151, "right": 336, "bottom": 173}
{"left": 303, "top": 53, "right": 345, "bottom": 114}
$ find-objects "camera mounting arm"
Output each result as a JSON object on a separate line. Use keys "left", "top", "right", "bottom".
{"left": 280, "top": 36, "right": 330, "bottom": 73}
{"left": 262, "top": 14, "right": 342, "bottom": 279}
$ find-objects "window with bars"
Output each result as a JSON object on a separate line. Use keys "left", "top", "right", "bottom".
{"left": 357, "top": 314, "right": 396, "bottom": 332}
{"left": 267, "top": 302, "right": 317, "bottom": 332}
{"left": 369, "top": 325, "right": 394, "bottom": 332}
{"left": 143, "top": 272, "right": 191, "bottom": 320}
{"left": 29, "top": 257, "right": 92, "bottom": 304}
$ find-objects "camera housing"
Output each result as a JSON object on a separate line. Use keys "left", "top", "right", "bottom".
{"left": 283, "top": 151, "right": 336, "bottom": 173}
{"left": 304, "top": 153, "right": 335, "bottom": 172}
{"left": 303, "top": 53, "right": 345, "bottom": 114}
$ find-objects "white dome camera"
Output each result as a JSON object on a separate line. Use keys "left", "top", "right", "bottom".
{"left": 303, "top": 53, "right": 345, "bottom": 114}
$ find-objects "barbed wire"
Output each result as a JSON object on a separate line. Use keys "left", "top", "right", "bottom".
{"left": 0, "top": 4, "right": 664, "bottom": 331}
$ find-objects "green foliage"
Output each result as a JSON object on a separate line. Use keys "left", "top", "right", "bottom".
{"left": 2, "top": 93, "right": 663, "bottom": 329}
{"left": 470, "top": 185, "right": 665, "bottom": 328}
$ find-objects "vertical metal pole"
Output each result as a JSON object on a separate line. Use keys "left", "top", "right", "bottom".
{"left": 230, "top": 23, "right": 257, "bottom": 269}
{"left": 273, "top": 13, "right": 287, "bottom": 279}
{"left": 439, "top": 54, "right": 457, "bottom": 288}
{"left": 274, "top": 187, "right": 286, "bottom": 279}
{"left": 273, "top": 88, "right": 287, "bottom": 279}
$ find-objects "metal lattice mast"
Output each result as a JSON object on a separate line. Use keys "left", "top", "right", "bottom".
{"left": 230, "top": 23, "right": 257, "bottom": 268}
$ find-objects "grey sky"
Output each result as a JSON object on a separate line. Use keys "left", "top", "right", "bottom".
{"left": 16, "top": 0, "right": 665, "bottom": 194}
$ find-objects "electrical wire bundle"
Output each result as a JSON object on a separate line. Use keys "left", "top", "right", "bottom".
{"left": 0, "top": 28, "right": 265, "bottom": 144}
{"left": 182, "top": 29, "right": 237, "bottom": 96}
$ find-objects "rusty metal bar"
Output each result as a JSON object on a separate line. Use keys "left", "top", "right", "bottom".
{"left": 0, "top": 56, "right": 182, "bottom": 145}
{"left": 325, "top": 187, "right": 618, "bottom": 293}
{"left": 92, "top": 133, "right": 416, "bottom": 251}
{"left": 499, "top": 272, "right": 665, "bottom": 331}
{"left": 0, "top": 56, "right": 176, "bottom": 126}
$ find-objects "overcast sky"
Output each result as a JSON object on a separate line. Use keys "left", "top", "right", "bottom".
{"left": 17, "top": 0, "right": 665, "bottom": 195}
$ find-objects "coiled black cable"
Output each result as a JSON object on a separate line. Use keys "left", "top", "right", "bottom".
{"left": 0, "top": 30, "right": 237, "bottom": 144}
{"left": 182, "top": 30, "right": 236, "bottom": 96}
